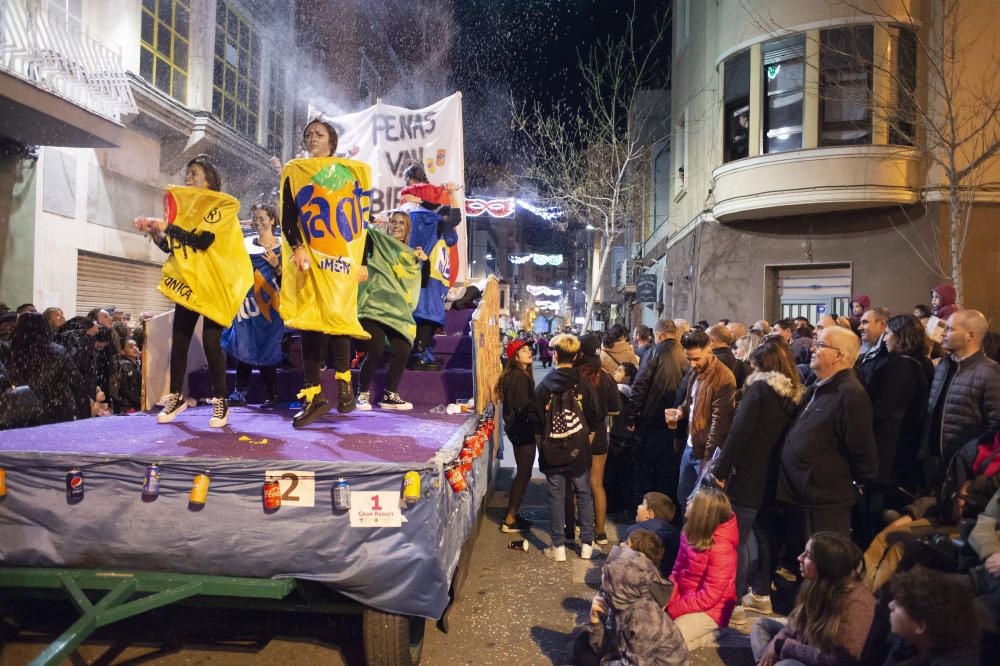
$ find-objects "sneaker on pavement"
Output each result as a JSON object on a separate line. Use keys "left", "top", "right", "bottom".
{"left": 742, "top": 591, "right": 773, "bottom": 615}
{"left": 544, "top": 545, "right": 567, "bottom": 562}
{"left": 729, "top": 606, "right": 748, "bottom": 624}
{"left": 336, "top": 379, "right": 355, "bottom": 414}
{"left": 157, "top": 393, "right": 188, "bottom": 424}
{"left": 355, "top": 391, "right": 373, "bottom": 411}
{"left": 595, "top": 532, "right": 609, "bottom": 545}
{"left": 228, "top": 387, "right": 247, "bottom": 405}
{"left": 379, "top": 390, "right": 413, "bottom": 410}
{"left": 208, "top": 397, "right": 229, "bottom": 428}
{"left": 580, "top": 543, "right": 595, "bottom": 560}
{"left": 500, "top": 516, "right": 532, "bottom": 533}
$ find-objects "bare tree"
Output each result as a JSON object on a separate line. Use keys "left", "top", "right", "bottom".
{"left": 743, "top": 0, "right": 1000, "bottom": 304}
{"left": 512, "top": 10, "right": 669, "bottom": 330}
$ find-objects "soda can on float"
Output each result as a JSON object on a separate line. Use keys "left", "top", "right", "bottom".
{"left": 0, "top": 467, "right": 6, "bottom": 497}
{"left": 263, "top": 478, "right": 281, "bottom": 510}
{"left": 403, "top": 471, "right": 421, "bottom": 504}
{"left": 142, "top": 464, "right": 161, "bottom": 497}
{"left": 189, "top": 471, "right": 210, "bottom": 505}
{"left": 333, "top": 477, "right": 350, "bottom": 510}
{"left": 66, "top": 469, "right": 84, "bottom": 501}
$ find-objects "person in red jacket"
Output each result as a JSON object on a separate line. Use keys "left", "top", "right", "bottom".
{"left": 667, "top": 486, "right": 739, "bottom": 651}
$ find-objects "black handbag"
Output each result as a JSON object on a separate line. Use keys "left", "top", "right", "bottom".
{"left": 0, "top": 385, "right": 42, "bottom": 429}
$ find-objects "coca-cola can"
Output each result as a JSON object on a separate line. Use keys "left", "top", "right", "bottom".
{"left": 460, "top": 447, "right": 474, "bottom": 473}
{"left": 263, "top": 479, "right": 281, "bottom": 510}
{"left": 445, "top": 466, "right": 467, "bottom": 493}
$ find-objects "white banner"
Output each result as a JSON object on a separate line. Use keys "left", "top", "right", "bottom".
{"left": 313, "top": 93, "right": 468, "bottom": 282}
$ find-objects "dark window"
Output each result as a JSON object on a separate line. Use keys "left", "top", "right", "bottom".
{"left": 820, "top": 26, "right": 874, "bottom": 146}
{"left": 763, "top": 35, "right": 805, "bottom": 153}
{"left": 724, "top": 50, "right": 750, "bottom": 162}
{"left": 889, "top": 26, "right": 917, "bottom": 146}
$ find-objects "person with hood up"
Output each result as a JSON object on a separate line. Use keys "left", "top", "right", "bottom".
{"left": 850, "top": 294, "right": 871, "bottom": 324}
{"left": 931, "top": 284, "right": 958, "bottom": 322}
{"left": 710, "top": 336, "right": 807, "bottom": 616}
{"left": 578, "top": 541, "right": 689, "bottom": 666}
{"left": 667, "top": 486, "right": 739, "bottom": 651}
{"left": 600, "top": 323, "right": 640, "bottom": 375}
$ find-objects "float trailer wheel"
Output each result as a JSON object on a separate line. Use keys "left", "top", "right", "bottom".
{"left": 362, "top": 608, "right": 425, "bottom": 666}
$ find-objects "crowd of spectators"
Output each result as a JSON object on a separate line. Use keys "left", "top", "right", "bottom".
{"left": 0, "top": 302, "right": 152, "bottom": 428}
{"left": 501, "top": 288, "right": 997, "bottom": 664}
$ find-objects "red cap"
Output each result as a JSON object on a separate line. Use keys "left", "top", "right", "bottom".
{"left": 505, "top": 339, "right": 531, "bottom": 360}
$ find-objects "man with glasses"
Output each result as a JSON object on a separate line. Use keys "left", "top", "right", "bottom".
{"left": 777, "top": 326, "right": 878, "bottom": 554}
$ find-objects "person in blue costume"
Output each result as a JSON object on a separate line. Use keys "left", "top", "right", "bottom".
{"left": 222, "top": 200, "right": 284, "bottom": 408}
{"left": 403, "top": 178, "right": 460, "bottom": 371}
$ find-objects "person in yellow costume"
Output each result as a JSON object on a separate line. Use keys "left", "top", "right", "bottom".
{"left": 132, "top": 155, "right": 252, "bottom": 428}
{"left": 281, "top": 119, "right": 372, "bottom": 428}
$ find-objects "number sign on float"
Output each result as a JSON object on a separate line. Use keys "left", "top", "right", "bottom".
{"left": 349, "top": 491, "right": 403, "bottom": 527}
{"left": 265, "top": 470, "right": 316, "bottom": 507}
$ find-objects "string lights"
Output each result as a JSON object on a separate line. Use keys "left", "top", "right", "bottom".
{"left": 526, "top": 285, "right": 562, "bottom": 297}
{"left": 509, "top": 253, "right": 563, "bottom": 266}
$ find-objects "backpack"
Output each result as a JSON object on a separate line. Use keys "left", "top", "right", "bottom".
{"left": 541, "top": 386, "right": 590, "bottom": 468}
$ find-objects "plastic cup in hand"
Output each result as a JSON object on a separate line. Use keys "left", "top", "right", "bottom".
{"left": 665, "top": 408, "right": 679, "bottom": 430}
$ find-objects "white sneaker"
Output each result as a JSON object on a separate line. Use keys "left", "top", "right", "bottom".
{"left": 157, "top": 393, "right": 188, "bottom": 424}
{"left": 580, "top": 543, "right": 595, "bottom": 560}
{"left": 355, "top": 391, "right": 373, "bottom": 411}
{"left": 544, "top": 545, "right": 567, "bottom": 562}
{"left": 208, "top": 397, "right": 229, "bottom": 428}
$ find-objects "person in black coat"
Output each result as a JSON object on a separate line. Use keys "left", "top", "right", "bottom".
{"left": 711, "top": 337, "right": 806, "bottom": 607}
{"left": 778, "top": 326, "right": 878, "bottom": 554}
{"left": 868, "top": 315, "right": 934, "bottom": 497}
{"left": 497, "top": 338, "right": 540, "bottom": 533}
{"left": 627, "top": 319, "right": 686, "bottom": 509}
{"left": 1, "top": 313, "right": 90, "bottom": 425}
{"left": 56, "top": 316, "right": 101, "bottom": 405}
{"left": 111, "top": 338, "right": 143, "bottom": 413}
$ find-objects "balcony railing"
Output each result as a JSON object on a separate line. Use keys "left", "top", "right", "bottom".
{"left": 0, "top": 0, "right": 136, "bottom": 123}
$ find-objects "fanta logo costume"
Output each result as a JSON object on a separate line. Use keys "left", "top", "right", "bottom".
{"left": 157, "top": 185, "right": 252, "bottom": 326}
{"left": 221, "top": 235, "right": 284, "bottom": 366}
{"left": 280, "top": 157, "right": 372, "bottom": 339}
{"left": 357, "top": 228, "right": 422, "bottom": 344}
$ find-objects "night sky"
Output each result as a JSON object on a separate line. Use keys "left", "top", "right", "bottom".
{"left": 452, "top": 0, "right": 672, "bottom": 182}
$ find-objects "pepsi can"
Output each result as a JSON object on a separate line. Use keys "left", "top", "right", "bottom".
{"left": 66, "top": 469, "right": 84, "bottom": 500}
{"left": 143, "top": 464, "right": 160, "bottom": 496}
{"left": 333, "top": 477, "right": 350, "bottom": 510}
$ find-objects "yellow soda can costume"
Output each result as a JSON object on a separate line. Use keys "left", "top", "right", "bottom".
{"left": 158, "top": 185, "right": 252, "bottom": 327}
{"left": 279, "top": 157, "right": 372, "bottom": 340}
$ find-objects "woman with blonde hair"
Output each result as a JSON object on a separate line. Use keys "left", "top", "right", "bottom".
{"left": 667, "top": 486, "right": 739, "bottom": 650}
{"left": 734, "top": 332, "right": 763, "bottom": 362}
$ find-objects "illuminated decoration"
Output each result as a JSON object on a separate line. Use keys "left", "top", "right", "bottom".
{"left": 767, "top": 64, "right": 781, "bottom": 81}
{"left": 526, "top": 285, "right": 561, "bottom": 297}
{"left": 465, "top": 198, "right": 515, "bottom": 218}
{"left": 462, "top": 197, "right": 563, "bottom": 220}
{"left": 535, "top": 300, "right": 561, "bottom": 310}
{"left": 516, "top": 199, "right": 562, "bottom": 221}
{"left": 509, "top": 253, "right": 564, "bottom": 266}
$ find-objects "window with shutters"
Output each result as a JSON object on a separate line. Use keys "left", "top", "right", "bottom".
{"left": 139, "top": 0, "right": 190, "bottom": 104}
{"left": 76, "top": 252, "right": 173, "bottom": 317}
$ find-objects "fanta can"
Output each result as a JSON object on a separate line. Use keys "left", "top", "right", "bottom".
{"left": 189, "top": 471, "right": 210, "bottom": 505}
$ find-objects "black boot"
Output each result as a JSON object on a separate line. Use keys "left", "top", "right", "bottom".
{"left": 337, "top": 379, "right": 356, "bottom": 414}
{"left": 292, "top": 389, "right": 330, "bottom": 428}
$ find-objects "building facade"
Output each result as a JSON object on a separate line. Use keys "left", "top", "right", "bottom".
{"left": 662, "top": 0, "right": 1000, "bottom": 325}
{"left": 0, "top": 0, "right": 456, "bottom": 318}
